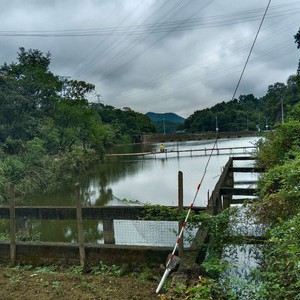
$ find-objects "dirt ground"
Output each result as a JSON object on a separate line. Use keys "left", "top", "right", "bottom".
{"left": 0, "top": 266, "right": 161, "bottom": 300}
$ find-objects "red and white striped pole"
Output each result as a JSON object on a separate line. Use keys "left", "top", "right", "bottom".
{"left": 156, "top": 138, "right": 218, "bottom": 294}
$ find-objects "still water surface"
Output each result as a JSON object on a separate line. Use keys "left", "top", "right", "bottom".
{"left": 8, "top": 137, "right": 260, "bottom": 244}
{"left": 20, "top": 137, "right": 259, "bottom": 207}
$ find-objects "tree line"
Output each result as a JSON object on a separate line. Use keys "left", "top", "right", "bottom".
{"left": 184, "top": 76, "right": 300, "bottom": 133}
{"left": 183, "top": 27, "right": 300, "bottom": 133}
{"left": 0, "top": 48, "right": 155, "bottom": 200}
{"left": 0, "top": 47, "right": 155, "bottom": 156}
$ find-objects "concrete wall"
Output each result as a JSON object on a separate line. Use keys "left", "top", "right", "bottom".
{"left": 142, "top": 131, "right": 258, "bottom": 143}
{"left": 0, "top": 241, "right": 173, "bottom": 266}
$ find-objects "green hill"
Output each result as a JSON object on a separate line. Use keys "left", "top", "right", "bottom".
{"left": 146, "top": 112, "right": 185, "bottom": 124}
{"left": 146, "top": 112, "right": 185, "bottom": 134}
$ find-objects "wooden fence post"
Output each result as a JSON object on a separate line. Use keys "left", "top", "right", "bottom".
{"left": 9, "top": 184, "right": 16, "bottom": 266}
{"left": 223, "top": 158, "right": 234, "bottom": 209}
{"left": 178, "top": 171, "right": 184, "bottom": 258}
{"left": 75, "top": 183, "right": 85, "bottom": 266}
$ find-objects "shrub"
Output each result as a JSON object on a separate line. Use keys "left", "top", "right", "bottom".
{"left": 255, "top": 154, "right": 300, "bottom": 225}
{"left": 257, "top": 214, "right": 300, "bottom": 299}
{"left": 256, "top": 120, "right": 300, "bottom": 169}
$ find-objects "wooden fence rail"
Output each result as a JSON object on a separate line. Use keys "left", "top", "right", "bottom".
{"left": 1, "top": 198, "right": 205, "bottom": 265}
{"left": 0, "top": 206, "right": 205, "bottom": 220}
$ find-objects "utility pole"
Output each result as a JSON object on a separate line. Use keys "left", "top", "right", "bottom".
{"left": 96, "top": 93, "right": 101, "bottom": 103}
{"left": 281, "top": 97, "right": 284, "bottom": 124}
{"left": 257, "top": 114, "right": 261, "bottom": 133}
{"left": 264, "top": 117, "right": 268, "bottom": 131}
{"left": 163, "top": 118, "right": 166, "bottom": 135}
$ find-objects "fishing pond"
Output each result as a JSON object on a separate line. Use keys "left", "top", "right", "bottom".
{"left": 2, "top": 136, "right": 261, "bottom": 245}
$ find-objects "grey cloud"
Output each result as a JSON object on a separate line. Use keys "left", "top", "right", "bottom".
{"left": 0, "top": 0, "right": 299, "bottom": 118}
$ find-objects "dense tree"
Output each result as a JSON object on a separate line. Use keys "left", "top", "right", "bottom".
{"left": 90, "top": 103, "right": 155, "bottom": 142}
{"left": 294, "top": 27, "right": 300, "bottom": 75}
{"left": 0, "top": 48, "right": 155, "bottom": 153}
{"left": 184, "top": 94, "right": 264, "bottom": 132}
{"left": 295, "top": 27, "right": 300, "bottom": 49}
{"left": 0, "top": 48, "right": 62, "bottom": 140}
{"left": 184, "top": 30, "right": 300, "bottom": 133}
{"left": 0, "top": 47, "right": 157, "bottom": 200}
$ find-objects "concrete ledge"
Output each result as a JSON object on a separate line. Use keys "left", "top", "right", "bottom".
{"left": 0, "top": 241, "right": 177, "bottom": 265}
{"left": 142, "top": 131, "right": 258, "bottom": 143}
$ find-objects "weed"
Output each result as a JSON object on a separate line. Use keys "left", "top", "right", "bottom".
{"left": 0, "top": 232, "right": 9, "bottom": 240}
{"left": 51, "top": 281, "right": 62, "bottom": 295}
{"left": 81, "top": 278, "right": 94, "bottom": 291}
{"left": 138, "top": 267, "right": 156, "bottom": 281}
{"left": 36, "top": 266, "right": 58, "bottom": 274}
{"left": 172, "top": 283, "right": 186, "bottom": 295}
{"left": 3, "top": 272, "right": 11, "bottom": 278}
{"left": 37, "top": 278, "right": 50, "bottom": 287}
{"left": 90, "top": 261, "right": 122, "bottom": 277}
{"left": 68, "top": 265, "right": 83, "bottom": 275}
{"left": 9, "top": 274, "right": 21, "bottom": 284}
{"left": 12, "top": 265, "right": 33, "bottom": 271}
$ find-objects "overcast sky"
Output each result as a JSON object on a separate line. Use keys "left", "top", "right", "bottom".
{"left": 0, "top": 0, "right": 299, "bottom": 117}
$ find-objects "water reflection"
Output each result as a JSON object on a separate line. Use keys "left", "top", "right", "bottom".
{"left": 14, "top": 137, "right": 260, "bottom": 243}
{"left": 0, "top": 219, "right": 104, "bottom": 243}
{"left": 19, "top": 137, "right": 259, "bottom": 208}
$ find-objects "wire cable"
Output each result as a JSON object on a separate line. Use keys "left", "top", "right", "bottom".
{"left": 156, "top": 0, "right": 273, "bottom": 294}
{"left": 231, "top": 0, "right": 272, "bottom": 101}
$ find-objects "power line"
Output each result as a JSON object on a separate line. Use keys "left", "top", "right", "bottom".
{"left": 87, "top": 0, "right": 190, "bottom": 79}
{"left": 114, "top": 17, "right": 299, "bottom": 101}
{"left": 74, "top": 0, "right": 179, "bottom": 77}
{"left": 73, "top": 1, "right": 144, "bottom": 76}
{"left": 231, "top": 0, "right": 272, "bottom": 101}
{"left": 99, "top": 0, "right": 216, "bottom": 81}
{"left": 0, "top": 2, "right": 297, "bottom": 37}
{"left": 82, "top": 3, "right": 299, "bottom": 81}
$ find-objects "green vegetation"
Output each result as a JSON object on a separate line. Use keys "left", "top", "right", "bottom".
{"left": 0, "top": 47, "right": 155, "bottom": 201}
{"left": 0, "top": 262, "right": 160, "bottom": 299}
{"left": 168, "top": 30, "right": 300, "bottom": 298}
{"left": 251, "top": 115, "right": 300, "bottom": 299}
{"left": 184, "top": 75, "right": 300, "bottom": 133}
{"left": 146, "top": 112, "right": 185, "bottom": 134}
{"left": 185, "top": 94, "right": 264, "bottom": 132}
{"left": 158, "top": 118, "right": 300, "bottom": 299}
{"left": 159, "top": 27, "right": 300, "bottom": 298}
{"left": 0, "top": 26, "right": 299, "bottom": 299}
{"left": 92, "top": 104, "right": 155, "bottom": 143}
{"left": 248, "top": 31, "right": 300, "bottom": 299}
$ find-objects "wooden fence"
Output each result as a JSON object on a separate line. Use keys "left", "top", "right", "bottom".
{"left": 1, "top": 183, "right": 205, "bottom": 266}
{"left": 1, "top": 156, "right": 263, "bottom": 267}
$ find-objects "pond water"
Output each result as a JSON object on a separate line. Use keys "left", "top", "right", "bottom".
{"left": 20, "top": 136, "right": 259, "bottom": 207}
{"left": 2, "top": 136, "right": 261, "bottom": 245}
